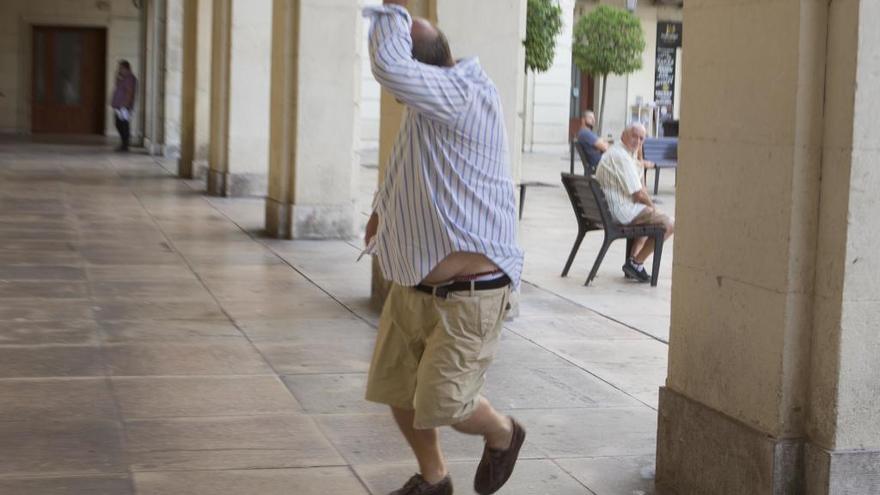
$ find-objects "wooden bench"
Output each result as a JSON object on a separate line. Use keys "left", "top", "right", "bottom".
{"left": 560, "top": 173, "right": 667, "bottom": 286}
{"left": 642, "top": 137, "right": 678, "bottom": 195}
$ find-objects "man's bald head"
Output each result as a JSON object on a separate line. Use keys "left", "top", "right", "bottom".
{"left": 620, "top": 123, "right": 647, "bottom": 153}
{"left": 411, "top": 17, "right": 454, "bottom": 68}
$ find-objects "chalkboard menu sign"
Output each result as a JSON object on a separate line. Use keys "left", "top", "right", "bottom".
{"left": 654, "top": 21, "right": 682, "bottom": 123}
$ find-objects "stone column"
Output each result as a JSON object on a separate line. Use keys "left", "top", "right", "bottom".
{"left": 192, "top": 0, "right": 213, "bottom": 178}
{"left": 163, "top": 0, "right": 184, "bottom": 158}
{"left": 656, "top": 1, "right": 880, "bottom": 493}
{"left": 143, "top": 0, "right": 166, "bottom": 155}
{"left": 805, "top": 1, "right": 880, "bottom": 492}
{"left": 208, "top": 0, "right": 273, "bottom": 197}
{"left": 264, "top": 0, "right": 361, "bottom": 239}
{"left": 176, "top": 0, "right": 197, "bottom": 177}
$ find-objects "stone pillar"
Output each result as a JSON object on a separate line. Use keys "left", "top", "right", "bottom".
{"left": 192, "top": 0, "right": 213, "bottom": 178}
{"left": 143, "top": 0, "right": 166, "bottom": 155}
{"left": 805, "top": 1, "right": 880, "bottom": 492}
{"left": 208, "top": 0, "right": 273, "bottom": 197}
{"left": 264, "top": 0, "right": 360, "bottom": 239}
{"left": 656, "top": 1, "right": 880, "bottom": 493}
{"left": 207, "top": 0, "right": 231, "bottom": 194}
{"left": 163, "top": 0, "right": 184, "bottom": 158}
{"left": 177, "top": 0, "right": 197, "bottom": 177}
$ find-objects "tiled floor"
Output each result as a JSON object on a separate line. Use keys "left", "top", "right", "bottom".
{"left": 0, "top": 141, "right": 668, "bottom": 494}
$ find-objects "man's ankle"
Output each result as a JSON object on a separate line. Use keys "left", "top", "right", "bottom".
{"left": 486, "top": 416, "right": 514, "bottom": 450}
{"left": 422, "top": 469, "right": 449, "bottom": 485}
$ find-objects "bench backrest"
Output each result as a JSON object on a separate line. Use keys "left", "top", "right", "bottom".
{"left": 561, "top": 173, "right": 615, "bottom": 230}
{"left": 574, "top": 141, "right": 597, "bottom": 176}
{"left": 643, "top": 137, "right": 678, "bottom": 162}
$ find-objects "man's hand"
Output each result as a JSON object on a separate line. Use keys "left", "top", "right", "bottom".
{"left": 641, "top": 160, "right": 655, "bottom": 170}
{"left": 633, "top": 188, "right": 654, "bottom": 208}
{"left": 365, "top": 212, "right": 379, "bottom": 246}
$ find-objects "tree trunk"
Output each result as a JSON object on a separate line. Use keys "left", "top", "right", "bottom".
{"left": 598, "top": 73, "right": 608, "bottom": 136}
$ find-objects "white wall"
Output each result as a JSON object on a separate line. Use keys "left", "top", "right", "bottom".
{"left": 359, "top": 0, "right": 382, "bottom": 150}
{"left": 0, "top": 0, "right": 142, "bottom": 136}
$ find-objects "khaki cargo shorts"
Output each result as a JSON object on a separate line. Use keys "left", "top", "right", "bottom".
{"left": 365, "top": 283, "right": 510, "bottom": 429}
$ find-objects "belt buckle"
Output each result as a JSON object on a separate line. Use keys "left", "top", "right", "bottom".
{"left": 434, "top": 285, "right": 450, "bottom": 299}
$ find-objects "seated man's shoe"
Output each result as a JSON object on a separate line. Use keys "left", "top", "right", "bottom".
{"left": 389, "top": 474, "right": 453, "bottom": 495}
{"left": 474, "top": 417, "right": 526, "bottom": 495}
{"left": 622, "top": 259, "right": 650, "bottom": 283}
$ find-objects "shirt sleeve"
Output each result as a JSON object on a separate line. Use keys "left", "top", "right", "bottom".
{"left": 620, "top": 154, "right": 644, "bottom": 196}
{"left": 364, "top": 5, "right": 469, "bottom": 125}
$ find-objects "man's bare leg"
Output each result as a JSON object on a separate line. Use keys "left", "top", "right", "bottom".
{"left": 451, "top": 397, "right": 513, "bottom": 450}
{"left": 391, "top": 406, "right": 448, "bottom": 484}
{"left": 634, "top": 238, "right": 656, "bottom": 264}
{"left": 630, "top": 236, "right": 648, "bottom": 260}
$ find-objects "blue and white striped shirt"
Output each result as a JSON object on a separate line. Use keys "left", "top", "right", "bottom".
{"left": 364, "top": 5, "right": 523, "bottom": 288}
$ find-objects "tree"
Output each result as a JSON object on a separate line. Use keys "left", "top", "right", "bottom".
{"left": 573, "top": 5, "right": 645, "bottom": 134}
{"left": 524, "top": 0, "right": 564, "bottom": 73}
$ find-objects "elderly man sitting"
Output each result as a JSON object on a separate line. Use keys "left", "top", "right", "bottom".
{"left": 595, "top": 123, "right": 675, "bottom": 282}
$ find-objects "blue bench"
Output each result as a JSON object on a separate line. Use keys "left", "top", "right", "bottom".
{"left": 642, "top": 137, "right": 678, "bottom": 195}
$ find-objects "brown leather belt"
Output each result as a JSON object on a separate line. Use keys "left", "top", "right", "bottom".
{"left": 414, "top": 274, "right": 511, "bottom": 299}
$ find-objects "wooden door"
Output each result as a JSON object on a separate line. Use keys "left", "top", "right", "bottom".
{"left": 32, "top": 27, "right": 107, "bottom": 134}
{"left": 568, "top": 66, "right": 594, "bottom": 140}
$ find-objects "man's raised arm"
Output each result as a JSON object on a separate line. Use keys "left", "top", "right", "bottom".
{"left": 364, "top": 2, "right": 467, "bottom": 124}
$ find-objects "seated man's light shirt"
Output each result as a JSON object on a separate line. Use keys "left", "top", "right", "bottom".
{"left": 363, "top": 5, "right": 524, "bottom": 287}
{"left": 595, "top": 144, "right": 646, "bottom": 225}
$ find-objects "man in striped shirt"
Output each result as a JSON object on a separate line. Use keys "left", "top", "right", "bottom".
{"left": 595, "top": 123, "right": 675, "bottom": 282}
{"left": 362, "top": 2, "right": 526, "bottom": 494}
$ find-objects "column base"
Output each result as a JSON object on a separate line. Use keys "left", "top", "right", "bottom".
{"left": 805, "top": 443, "right": 880, "bottom": 494}
{"left": 264, "top": 199, "right": 355, "bottom": 240}
{"left": 656, "top": 387, "right": 803, "bottom": 494}
{"left": 143, "top": 138, "right": 164, "bottom": 156}
{"left": 206, "top": 169, "right": 267, "bottom": 197}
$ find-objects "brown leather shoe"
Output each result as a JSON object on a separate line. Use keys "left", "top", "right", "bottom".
{"left": 473, "top": 417, "right": 526, "bottom": 494}
{"left": 389, "top": 474, "right": 453, "bottom": 495}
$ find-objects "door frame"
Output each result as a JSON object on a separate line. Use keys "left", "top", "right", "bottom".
{"left": 31, "top": 25, "right": 108, "bottom": 135}
{"left": 18, "top": 15, "right": 115, "bottom": 135}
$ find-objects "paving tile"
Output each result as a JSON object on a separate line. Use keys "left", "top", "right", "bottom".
{"left": 0, "top": 265, "right": 86, "bottom": 281}
{"left": 255, "top": 340, "right": 375, "bottom": 374}
{"left": 86, "top": 265, "right": 200, "bottom": 282}
{"left": 356, "top": 459, "right": 590, "bottom": 495}
{"left": 113, "top": 376, "right": 300, "bottom": 419}
{"left": 557, "top": 455, "right": 656, "bottom": 495}
{"left": 0, "top": 420, "right": 126, "bottom": 476}
{"left": 0, "top": 320, "right": 100, "bottom": 345}
{"left": 491, "top": 333, "right": 577, "bottom": 370}
{"left": 0, "top": 476, "right": 133, "bottom": 495}
{"left": 125, "top": 415, "right": 343, "bottom": 471}
{"left": 105, "top": 343, "right": 272, "bottom": 376}
{"left": 537, "top": 340, "right": 667, "bottom": 406}
{"left": 89, "top": 280, "right": 209, "bottom": 299}
{"left": 0, "top": 280, "right": 89, "bottom": 299}
{"left": 484, "top": 367, "right": 642, "bottom": 410}
{"left": 221, "top": 296, "right": 352, "bottom": 320}
{"left": 238, "top": 317, "right": 375, "bottom": 342}
{"left": 0, "top": 299, "right": 95, "bottom": 321}
{"left": 92, "top": 299, "right": 226, "bottom": 321}
{"left": 0, "top": 378, "right": 117, "bottom": 422}
{"left": 505, "top": 314, "right": 651, "bottom": 342}
{"left": 316, "top": 413, "right": 541, "bottom": 465}
{"left": 510, "top": 408, "right": 657, "bottom": 458}
{"left": 134, "top": 467, "right": 367, "bottom": 495}
{"left": 98, "top": 319, "right": 245, "bottom": 343}
{"left": 0, "top": 346, "right": 105, "bottom": 378}
{"left": 282, "top": 373, "right": 385, "bottom": 414}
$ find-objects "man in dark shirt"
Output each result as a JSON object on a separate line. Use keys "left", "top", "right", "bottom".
{"left": 575, "top": 110, "right": 609, "bottom": 174}
{"left": 111, "top": 60, "right": 137, "bottom": 152}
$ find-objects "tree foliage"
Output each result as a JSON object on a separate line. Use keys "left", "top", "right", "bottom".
{"left": 524, "top": 0, "right": 563, "bottom": 73}
{"left": 572, "top": 5, "right": 645, "bottom": 132}
{"left": 572, "top": 5, "right": 645, "bottom": 77}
